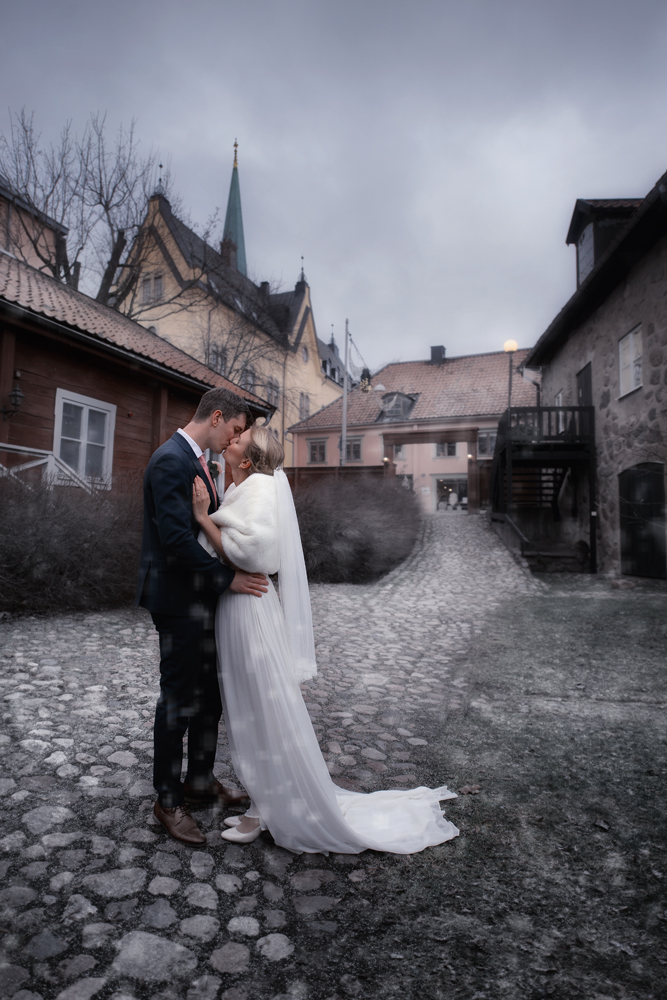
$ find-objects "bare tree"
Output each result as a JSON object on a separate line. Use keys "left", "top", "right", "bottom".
{"left": 0, "top": 109, "right": 183, "bottom": 311}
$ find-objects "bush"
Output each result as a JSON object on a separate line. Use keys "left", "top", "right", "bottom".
{"left": 294, "top": 476, "right": 422, "bottom": 583}
{"left": 0, "top": 475, "right": 142, "bottom": 614}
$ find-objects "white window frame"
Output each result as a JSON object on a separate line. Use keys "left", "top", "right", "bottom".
{"left": 308, "top": 438, "right": 327, "bottom": 464}
{"left": 53, "top": 389, "right": 116, "bottom": 489}
{"left": 299, "top": 392, "right": 310, "bottom": 421}
{"left": 619, "top": 325, "right": 643, "bottom": 398}
{"left": 394, "top": 443, "right": 405, "bottom": 461}
{"left": 435, "top": 442, "right": 456, "bottom": 458}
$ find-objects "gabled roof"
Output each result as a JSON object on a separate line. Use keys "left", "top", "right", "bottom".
{"left": 0, "top": 252, "right": 272, "bottom": 413}
{"left": 526, "top": 168, "right": 667, "bottom": 367}
{"left": 152, "top": 195, "right": 303, "bottom": 344}
{"left": 565, "top": 197, "right": 644, "bottom": 246}
{"left": 289, "top": 349, "right": 536, "bottom": 431}
{"left": 0, "top": 174, "right": 68, "bottom": 236}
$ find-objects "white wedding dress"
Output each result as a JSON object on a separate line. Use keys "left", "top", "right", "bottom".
{"left": 203, "top": 471, "right": 459, "bottom": 855}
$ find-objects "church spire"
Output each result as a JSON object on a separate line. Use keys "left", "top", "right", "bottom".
{"left": 222, "top": 140, "right": 247, "bottom": 275}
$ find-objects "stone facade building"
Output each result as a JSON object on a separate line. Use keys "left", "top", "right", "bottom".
{"left": 524, "top": 169, "right": 667, "bottom": 578}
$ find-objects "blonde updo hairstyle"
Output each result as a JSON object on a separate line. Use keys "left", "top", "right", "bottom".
{"left": 244, "top": 425, "right": 284, "bottom": 476}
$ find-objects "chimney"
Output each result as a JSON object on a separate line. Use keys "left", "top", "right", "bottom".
{"left": 430, "top": 345, "right": 446, "bottom": 364}
{"left": 259, "top": 281, "right": 270, "bottom": 298}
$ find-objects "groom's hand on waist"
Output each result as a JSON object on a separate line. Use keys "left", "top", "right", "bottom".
{"left": 229, "top": 571, "right": 269, "bottom": 597}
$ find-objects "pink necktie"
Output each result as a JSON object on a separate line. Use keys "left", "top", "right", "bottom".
{"left": 198, "top": 454, "right": 216, "bottom": 501}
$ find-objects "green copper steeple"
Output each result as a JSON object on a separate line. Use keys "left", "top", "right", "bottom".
{"left": 222, "top": 141, "right": 247, "bottom": 275}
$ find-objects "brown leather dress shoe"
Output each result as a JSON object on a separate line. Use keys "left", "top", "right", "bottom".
{"left": 183, "top": 778, "right": 250, "bottom": 809}
{"left": 153, "top": 802, "right": 206, "bottom": 845}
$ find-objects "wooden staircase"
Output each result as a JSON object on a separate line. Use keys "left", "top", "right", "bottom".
{"left": 490, "top": 406, "right": 596, "bottom": 573}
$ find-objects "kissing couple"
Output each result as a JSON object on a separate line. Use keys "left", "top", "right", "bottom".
{"left": 136, "top": 387, "right": 459, "bottom": 855}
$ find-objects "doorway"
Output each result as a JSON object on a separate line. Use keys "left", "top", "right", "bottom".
{"left": 436, "top": 477, "right": 468, "bottom": 511}
{"left": 619, "top": 463, "right": 666, "bottom": 579}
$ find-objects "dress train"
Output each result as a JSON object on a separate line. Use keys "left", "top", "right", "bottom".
{"left": 216, "top": 581, "right": 459, "bottom": 855}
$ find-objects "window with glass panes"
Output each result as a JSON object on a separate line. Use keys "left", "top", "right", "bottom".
{"left": 436, "top": 442, "right": 456, "bottom": 457}
{"left": 54, "top": 389, "right": 116, "bottom": 485}
{"left": 240, "top": 367, "right": 256, "bottom": 392}
{"left": 210, "top": 345, "right": 227, "bottom": 375}
{"left": 619, "top": 326, "right": 643, "bottom": 396}
{"left": 308, "top": 439, "right": 326, "bottom": 463}
{"left": 346, "top": 438, "right": 362, "bottom": 461}
{"left": 477, "top": 432, "right": 497, "bottom": 457}
{"left": 266, "top": 378, "right": 280, "bottom": 407}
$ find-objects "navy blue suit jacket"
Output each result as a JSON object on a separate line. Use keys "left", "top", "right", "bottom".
{"left": 135, "top": 432, "right": 235, "bottom": 616}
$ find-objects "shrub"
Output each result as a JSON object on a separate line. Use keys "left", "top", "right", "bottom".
{"left": 0, "top": 475, "right": 142, "bottom": 614}
{"left": 294, "top": 476, "right": 421, "bottom": 583}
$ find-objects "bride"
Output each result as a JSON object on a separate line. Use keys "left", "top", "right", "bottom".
{"left": 192, "top": 424, "right": 459, "bottom": 855}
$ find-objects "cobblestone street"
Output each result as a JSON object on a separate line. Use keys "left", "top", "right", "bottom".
{"left": 1, "top": 513, "right": 666, "bottom": 1000}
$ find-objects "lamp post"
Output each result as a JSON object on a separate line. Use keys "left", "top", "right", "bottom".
{"left": 503, "top": 340, "right": 518, "bottom": 512}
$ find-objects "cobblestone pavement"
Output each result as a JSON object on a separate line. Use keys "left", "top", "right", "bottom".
{"left": 1, "top": 513, "right": 666, "bottom": 1000}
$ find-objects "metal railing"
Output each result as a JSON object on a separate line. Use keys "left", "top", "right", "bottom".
{"left": 0, "top": 443, "right": 96, "bottom": 494}
{"left": 507, "top": 406, "right": 594, "bottom": 444}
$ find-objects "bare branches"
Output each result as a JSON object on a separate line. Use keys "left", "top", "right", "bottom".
{"left": 0, "top": 109, "right": 165, "bottom": 302}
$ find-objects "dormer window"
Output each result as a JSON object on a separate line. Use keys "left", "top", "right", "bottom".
{"left": 379, "top": 392, "right": 416, "bottom": 421}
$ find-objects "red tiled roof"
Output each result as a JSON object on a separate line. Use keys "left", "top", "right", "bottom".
{"left": 0, "top": 252, "right": 269, "bottom": 408}
{"left": 290, "top": 350, "right": 537, "bottom": 431}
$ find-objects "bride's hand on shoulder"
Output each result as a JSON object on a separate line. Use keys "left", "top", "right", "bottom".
{"left": 192, "top": 477, "right": 211, "bottom": 523}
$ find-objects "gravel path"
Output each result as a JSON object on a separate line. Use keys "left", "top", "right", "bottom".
{"left": 1, "top": 513, "right": 666, "bottom": 1000}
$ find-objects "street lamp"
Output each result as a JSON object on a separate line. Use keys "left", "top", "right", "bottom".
{"left": 503, "top": 339, "right": 518, "bottom": 414}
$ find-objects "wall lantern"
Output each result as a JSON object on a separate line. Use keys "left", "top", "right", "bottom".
{"left": 2, "top": 384, "right": 25, "bottom": 420}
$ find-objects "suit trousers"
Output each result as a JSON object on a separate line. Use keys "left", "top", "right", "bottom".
{"left": 151, "top": 608, "right": 221, "bottom": 807}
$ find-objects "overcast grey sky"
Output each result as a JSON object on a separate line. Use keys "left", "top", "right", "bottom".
{"left": 2, "top": 0, "right": 667, "bottom": 369}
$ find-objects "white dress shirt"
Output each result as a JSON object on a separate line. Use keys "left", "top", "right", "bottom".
{"left": 177, "top": 427, "right": 203, "bottom": 458}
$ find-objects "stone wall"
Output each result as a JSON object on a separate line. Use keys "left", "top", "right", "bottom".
{"left": 540, "top": 233, "right": 667, "bottom": 575}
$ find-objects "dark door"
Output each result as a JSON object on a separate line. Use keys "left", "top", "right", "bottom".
{"left": 619, "top": 463, "right": 666, "bottom": 579}
{"left": 577, "top": 363, "right": 593, "bottom": 406}
{"left": 576, "top": 363, "right": 593, "bottom": 436}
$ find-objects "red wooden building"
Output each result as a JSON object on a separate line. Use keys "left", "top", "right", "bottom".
{"left": 0, "top": 253, "right": 272, "bottom": 493}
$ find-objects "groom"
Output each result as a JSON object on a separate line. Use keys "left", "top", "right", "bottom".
{"left": 136, "top": 387, "right": 268, "bottom": 845}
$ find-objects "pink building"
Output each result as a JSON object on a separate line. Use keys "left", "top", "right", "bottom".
{"left": 289, "top": 346, "right": 537, "bottom": 512}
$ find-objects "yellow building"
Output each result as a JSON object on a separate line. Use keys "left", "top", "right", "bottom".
{"left": 122, "top": 148, "right": 343, "bottom": 464}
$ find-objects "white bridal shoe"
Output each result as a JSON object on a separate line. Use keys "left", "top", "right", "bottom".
{"left": 220, "top": 820, "right": 262, "bottom": 843}
{"left": 223, "top": 815, "right": 242, "bottom": 827}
